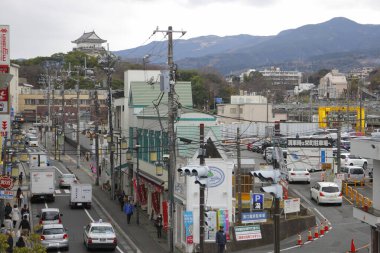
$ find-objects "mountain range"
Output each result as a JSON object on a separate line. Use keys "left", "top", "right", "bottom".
{"left": 114, "top": 17, "right": 380, "bottom": 75}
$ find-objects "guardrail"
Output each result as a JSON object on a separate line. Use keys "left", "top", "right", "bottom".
{"left": 343, "top": 182, "right": 372, "bottom": 208}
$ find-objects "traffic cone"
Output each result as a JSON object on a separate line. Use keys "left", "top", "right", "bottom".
{"left": 324, "top": 219, "right": 329, "bottom": 232}
{"left": 307, "top": 228, "right": 313, "bottom": 241}
{"left": 297, "top": 233, "right": 303, "bottom": 245}
{"left": 314, "top": 225, "right": 319, "bottom": 238}
{"left": 320, "top": 223, "right": 325, "bottom": 235}
{"left": 350, "top": 239, "right": 356, "bottom": 252}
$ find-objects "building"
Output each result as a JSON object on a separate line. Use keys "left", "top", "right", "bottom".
{"left": 9, "top": 63, "right": 20, "bottom": 114}
{"left": 259, "top": 67, "right": 302, "bottom": 86}
{"left": 216, "top": 91, "right": 287, "bottom": 124}
{"left": 318, "top": 69, "right": 348, "bottom": 99}
{"left": 71, "top": 31, "right": 107, "bottom": 57}
{"left": 294, "top": 83, "right": 315, "bottom": 95}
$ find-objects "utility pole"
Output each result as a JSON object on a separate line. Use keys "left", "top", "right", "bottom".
{"left": 135, "top": 128, "right": 140, "bottom": 225}
{"left": 61, "top": 82, "right": 65, "bottom": 156}
{"left": 199, "top": 123, "right": 205, "bottom": 253}
{"left": 76, "top": 83, "right": 80, "bottom": 170}
{"left": 154, "top": 26, "right": 186, "bottom": 253}
{"left": 337, "top": 114, "right": 342, "bottom": 174}
{"left": 236, "top": 127, "right": 242, "bottom": 224}
{"left": 94, "top": 89, "right": 100, "bottom": 186}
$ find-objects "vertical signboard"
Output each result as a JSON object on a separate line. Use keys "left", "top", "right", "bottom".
{"left": 0, "top": 25, "right": 10, "bottom": 73}
{"left": 205, "top": 210, "right": 217, "bottom": 242}
{"left": 0, "top": 87, "right": 9, "bottom": 114}
{"left": 183, "top": 211, "right": 194, "bottom": 244}
{"left": 217, "top": 209, "right": 230, "bottom": 240}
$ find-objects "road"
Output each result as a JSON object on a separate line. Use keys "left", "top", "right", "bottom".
{"left": 236, "top": 148, "right": 371, "bottom": 253}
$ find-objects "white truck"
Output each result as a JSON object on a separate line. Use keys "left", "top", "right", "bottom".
{"left": 30, "top": 167, "right": 55, "bottom": 202}
{"left": 69, "top": 183, "right": 92, "bottom": 209}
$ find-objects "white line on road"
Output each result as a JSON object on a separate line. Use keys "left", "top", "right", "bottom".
{"left": 313, "top": 207, "right": 327, "bottom": 221}
{"left": 64, "top": 189, "right": 70, "bottom": 194}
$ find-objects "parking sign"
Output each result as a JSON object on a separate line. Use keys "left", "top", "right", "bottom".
{"left": 252, "top": 193, "right": 264, "bottom": 210}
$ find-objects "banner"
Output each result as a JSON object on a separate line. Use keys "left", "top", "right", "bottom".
{"left": 152, "top": 191, "right": 160, "bottom": 214}
{"left": 0, "top": 25, "right": 10, "bottom": 67}
{"left": 217, "top": 209, "right": 230, "bottom": 240}
{"left": 205, "top": 211, "right": 217, "bottom": 242}
{"left": 0, "top": 88, "right": 8, "bottom": 114}
{"left": 235, "top": 225, "right": 262, "bottom": 241}
{"left": 184, "top": 211, "right": 194, "bottom": 244}
{"left": 162, "top": 201, "right": 168, "bottom": 231}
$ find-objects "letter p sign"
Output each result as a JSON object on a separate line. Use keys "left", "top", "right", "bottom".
{"left": 252, "top": 193, "right": 264, "bottom": 210}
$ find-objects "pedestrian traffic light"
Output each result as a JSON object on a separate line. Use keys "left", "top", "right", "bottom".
{"left": 251, "top": 170, "right": 281, "bottom": 183}
{"left": 260, "top": 184, "right": 283, "bottom": 199}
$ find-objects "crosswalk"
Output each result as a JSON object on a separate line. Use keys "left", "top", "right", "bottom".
{"left": 55, "top": 189, "right": 71, "bottom": 195}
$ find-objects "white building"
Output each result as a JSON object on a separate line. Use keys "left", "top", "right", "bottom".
{"left": 294, "top": 83, "right": 315, "bottom": 95}
{"left": 318, "top": 69, "right": 348, "bottom": 99}
{"left": 259, "top": 67, "right": 302, "bottom": 86}
{"left": 9, "top": 63, "right": 19, "bottom": 114}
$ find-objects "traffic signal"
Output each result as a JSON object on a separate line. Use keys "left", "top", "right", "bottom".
{"left": 260, "top": 184, "right": 283, "bottom": 199}
{"left": 251, "top": 170, "right": 281, "bottom": 183}
{"left": 177, "top": 165, "right": 210, "bottom": 186}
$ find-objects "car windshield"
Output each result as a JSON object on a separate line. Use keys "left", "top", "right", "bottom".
{"left": 351, "top": 169, "right": 364, "bottom": 174}
{"left": 348, "top": 155, "right": 361, "bottom": 159}
{"left": 43, "top": 228, "right": 64, "bottom": 235}
{"left": 91, "top": 226, "right": 114, "bottom": 234}
{"left": 322, "top": 186, "right": 339, "bottom": 193}
{"left": 62, "top": 174, "right": 75, "bottom": 178}
{"left": 293, "top": 168, "right": 307, "bottom": 171}
{"left": 42, "top": 212, "right": 59, "bottom": 220}
{"left": 30, "top": 137, "right": 38, "bottom": 141}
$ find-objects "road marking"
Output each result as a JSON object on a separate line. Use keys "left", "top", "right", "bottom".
{"left": 55, "top": 190, "right": 61, "bottom": 194}
{"left": 64, "top": 189, "right": 70, "bottom": 194}
{"left": 55, "top": 166, "right": 64, "bottom": 175}
{"left": 44, "top": 202, "right": 48, "bottom": 209}
{"left": 313, "top": 208, "right": 327, "bottom": 221}
{"left": 343, "top": 196, "right": 353, "bottom": 205}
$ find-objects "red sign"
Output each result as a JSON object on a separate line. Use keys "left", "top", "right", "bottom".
{"left": 0, "top": 176, "right": 14, "bottom": 190}
{"left": 2, "top": 121, "right": 7, "bottom": 130}
{"left": 0, "top": 88, "right": 8, "bottom": 102}
{"left": 162, "top": 201, "right": 169, "bottom": 231}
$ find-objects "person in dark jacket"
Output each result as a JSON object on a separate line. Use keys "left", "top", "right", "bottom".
{"left": 215, "top": 226, "right": 227, "bottom": 253}
{"left": 6, "top": 230, "right": 13, "bottom": 253}
{"left": 19, "top": 215, "right": 30, "bottom": 236}
{"left": 15, "top": 236, "right": 25, "bottom": 248}
{"left": 155, "top": 214, "right": 163, "bottom": 238}
{"left": 4, "top": 202, "right": 12, "bottom": 219}
{"left": 123, "top": 201, "right": 134, "bottom": 224}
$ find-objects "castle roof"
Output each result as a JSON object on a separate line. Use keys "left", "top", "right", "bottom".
{"left": 72, "top": 31, "right": 107, "bottom": 44}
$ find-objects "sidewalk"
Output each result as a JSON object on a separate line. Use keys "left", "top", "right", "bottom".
{"left": 48, "top": 140, "right": 175, "bottom": 253}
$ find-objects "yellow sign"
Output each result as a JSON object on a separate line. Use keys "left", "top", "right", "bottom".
{"left": 321, "top": 163, "right": 332, "bottom": 170}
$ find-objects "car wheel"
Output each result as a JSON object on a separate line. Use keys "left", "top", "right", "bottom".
{"left": 350, "top": 163, "right": 353, "bottom": 166}
{"left": 338, "top": 202, "right": 342, "bottom": 206}
{"left": 363, "top": 162, "right": 368, "bottom": 170}
{"left": 307, "top": 181, "right": 310, "bottom": 184}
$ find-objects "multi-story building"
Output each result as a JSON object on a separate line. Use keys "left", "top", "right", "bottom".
{"left": 71, "top": 31, "right": 107, "bottom": 57}
{"left": 318, "top": 69, "right": 348, "bottom": 99}
{"left": 259, "top": 67, "right": 302, "bottom": 86}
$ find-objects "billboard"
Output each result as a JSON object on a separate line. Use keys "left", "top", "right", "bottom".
{"left": 0, "top": 25, "right": 10, "bottom": 68}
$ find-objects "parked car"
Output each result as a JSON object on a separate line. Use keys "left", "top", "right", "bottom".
{"left": 340, "top": 166, "right": 365, "bottom": 185}
{"left": 371, "top": 129, "right": 380, "bottom": 138}
{"left": 58, "top": 173, "right": 77, "bottom": 188}
{"left": 310, "top": 182, "right": 342, "bottom": 205}
{"left": 83, "top": 220, "right": 117, "bottom": 250}
{"left": 263, "top": 147, "right": 274, "bottom": 161}
{"left": 287, "top": 168, "right": 310, "bottom": 183}
{"left": 332, "top": 147, "right": 349, "bottom": 157}
{"left": 28, "top": 127, "right": 37, "bottom": 134}
{"left": 37, "top": 208, "right": 62, "bottom": 225}
{"left": 40, "top": 223, "right": 69, "bottom": 251}
{"left": 251, "top": 141, "right": 264, "bottom": 153}
{"left": 340, "top": 153, "right": 368, "bottom": 169}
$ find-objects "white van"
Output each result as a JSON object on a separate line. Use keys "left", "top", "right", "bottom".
{"left": 25, "top": 134, "right": 39, "bottom": 147}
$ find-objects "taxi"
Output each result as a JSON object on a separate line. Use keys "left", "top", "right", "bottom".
{"left": 83, "top": 219, "right": 117, "bottom": 251}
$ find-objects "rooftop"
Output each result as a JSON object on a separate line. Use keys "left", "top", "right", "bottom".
{"left": 72, "top": 31, "right": 107, "bottom": 44}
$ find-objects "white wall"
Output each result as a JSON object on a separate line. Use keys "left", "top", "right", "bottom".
{"left": 9, "top": 64, "right": 19, "bottom": 113}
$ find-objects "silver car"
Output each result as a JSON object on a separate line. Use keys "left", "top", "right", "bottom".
{"left": 58, "top": 174, "right": 77, "bottom": 188}
{"left": 40, "top": 224, "right": 69, "bottom": 251}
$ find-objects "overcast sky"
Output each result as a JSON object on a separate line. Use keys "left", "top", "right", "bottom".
{"left": 3, "top": 0, "right": 380, "bottom": 59}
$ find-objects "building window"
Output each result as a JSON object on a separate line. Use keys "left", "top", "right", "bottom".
{"left": 122, "top": 105, "right": 124, "bottom": 112}
{"left": 230, "top": 108, "right": 236, "bottom": 114}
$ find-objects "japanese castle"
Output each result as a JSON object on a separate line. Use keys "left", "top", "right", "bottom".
{"left": 72, "top": 31, "right": 107, "bottom": 57}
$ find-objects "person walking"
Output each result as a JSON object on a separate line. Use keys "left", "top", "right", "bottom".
{"left": 123, "top": 201, "right": 134, "bottom": 224}
{"left": 19, "top": 215, "right": 30, "bottom": 236}
{"left": 6, "top": 230, "right": 13, "bottom": 253}
{"left": 11, "top": 205, "right": 20, "bottom": 229}
{"left": 18, "top": 172, "right": 23, "bottom": 186}
{"left": 16, "top": 188, "right": 23, "bottom": 207}
{"left": 215, "top": 226, "right": 227, "bottom": 253}
{"left": 154, "top": 214, "right": 163, "bottom": 238}
{"left": 118, "top": 191, "right": 125, "bottom": 212}
{"left": 20, "top": 205, "right": 29, "bottom": 219}
{"left": 4, "top": 202, "right": 12, "bottom": 219}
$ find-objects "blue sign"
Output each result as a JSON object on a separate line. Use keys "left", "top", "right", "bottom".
{"left": 252, "top": 193, "right": 264, "bottom": 210}
{"left": 215, "top": 97, "right": 223, "bottom": 104}
{"left": 321, "top": 150, "right": 326, "bottom": 163}
{"left": 241, "top": 212, "right": 268, "bottom": 223}
{"left": 0, "top": 190, "right": 14, "bottom": 200}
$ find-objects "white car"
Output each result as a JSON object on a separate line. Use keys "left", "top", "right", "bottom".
{"left": 340, "top": 153, "right": 368, "bottom": 169}
{"left": 287, "top": 168, "right": 310, "bottom": 183}
{"left": 28, "top": 127, "right": 37, "bottom": 134}
{"left": 40, "top": 224, "right": 69, "bottom": 251}
{"left": 58, "top": 174, "right": 77, "bottom": 188}
{"left": 310, "top": 182, "right": 342, "bottom": 205}
{"left": 83, "top": 220, "right": 117, "bottom": 251}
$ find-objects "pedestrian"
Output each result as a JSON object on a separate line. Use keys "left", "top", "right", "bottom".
{"left": 4, "top": 202, "right": 12, "bottom": 219}
{"left": 19, "top": 215, "right": 30, "bottom": 236}
{"left": 154, "top": 214, "right": 163, "bottom": 238}
{"left": 6, "top": 230, "right": 13, "bottom": 253}
{"left": 123, "top": 201, "right": 134, "bottom": 224}
{"left": 18, "top": 172, "right": 23, "bottom": 186}
{"left": 118, "top": 191, "right": 125, "bottom": 211}
{"left": 20, "top": 204, "right": 29, "bottom": 218}
{"left": 15, "top": 236, "right": 25, "bottom": 248}
{"left": 215, "top": 226, "right": 227, "bottom": 253}
{"left": 11, "top": 205, "right": 20, "bottom": 229}
{"left": 16, "top": 188, "right": 23, "bottom": 207}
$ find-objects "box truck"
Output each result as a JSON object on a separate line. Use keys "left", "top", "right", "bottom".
{"left": 70, "top": 183, "right": 92, "bottom": 209}
{"left": 30, "top": 167, "right": 55, "bottom": 202}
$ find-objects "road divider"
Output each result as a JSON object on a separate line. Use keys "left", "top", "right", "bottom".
{"left": 343, "top": 183, "right": 372, "bottom": 209}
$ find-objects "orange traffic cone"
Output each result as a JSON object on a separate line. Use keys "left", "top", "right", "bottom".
{"left": 320, "top": 223, "right": 325, "bottom": 235}
{"left": 297, "top": 233, "right": 303, "bottom": 245}
{"left": 314, "top": 225, "right": 319, "bottom": 238}
{"left": 350, "top": 239, "right": 356, "bottom": 252}
{"left": 324, "top": 219, "right": 329, "bottom": 232}
{"left": 307, "top": 228, "right": 313, "bottom": 241}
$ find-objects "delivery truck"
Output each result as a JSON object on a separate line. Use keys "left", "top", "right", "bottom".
{"left": 30, "top": 167, "right": 56, "bottom": 202}
{"left": 69, "top": 183, "right": 92, "bottom": 209}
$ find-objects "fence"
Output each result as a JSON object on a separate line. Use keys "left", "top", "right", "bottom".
{"left": 343, "top": 182, "right": 372, "bottom": 208}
